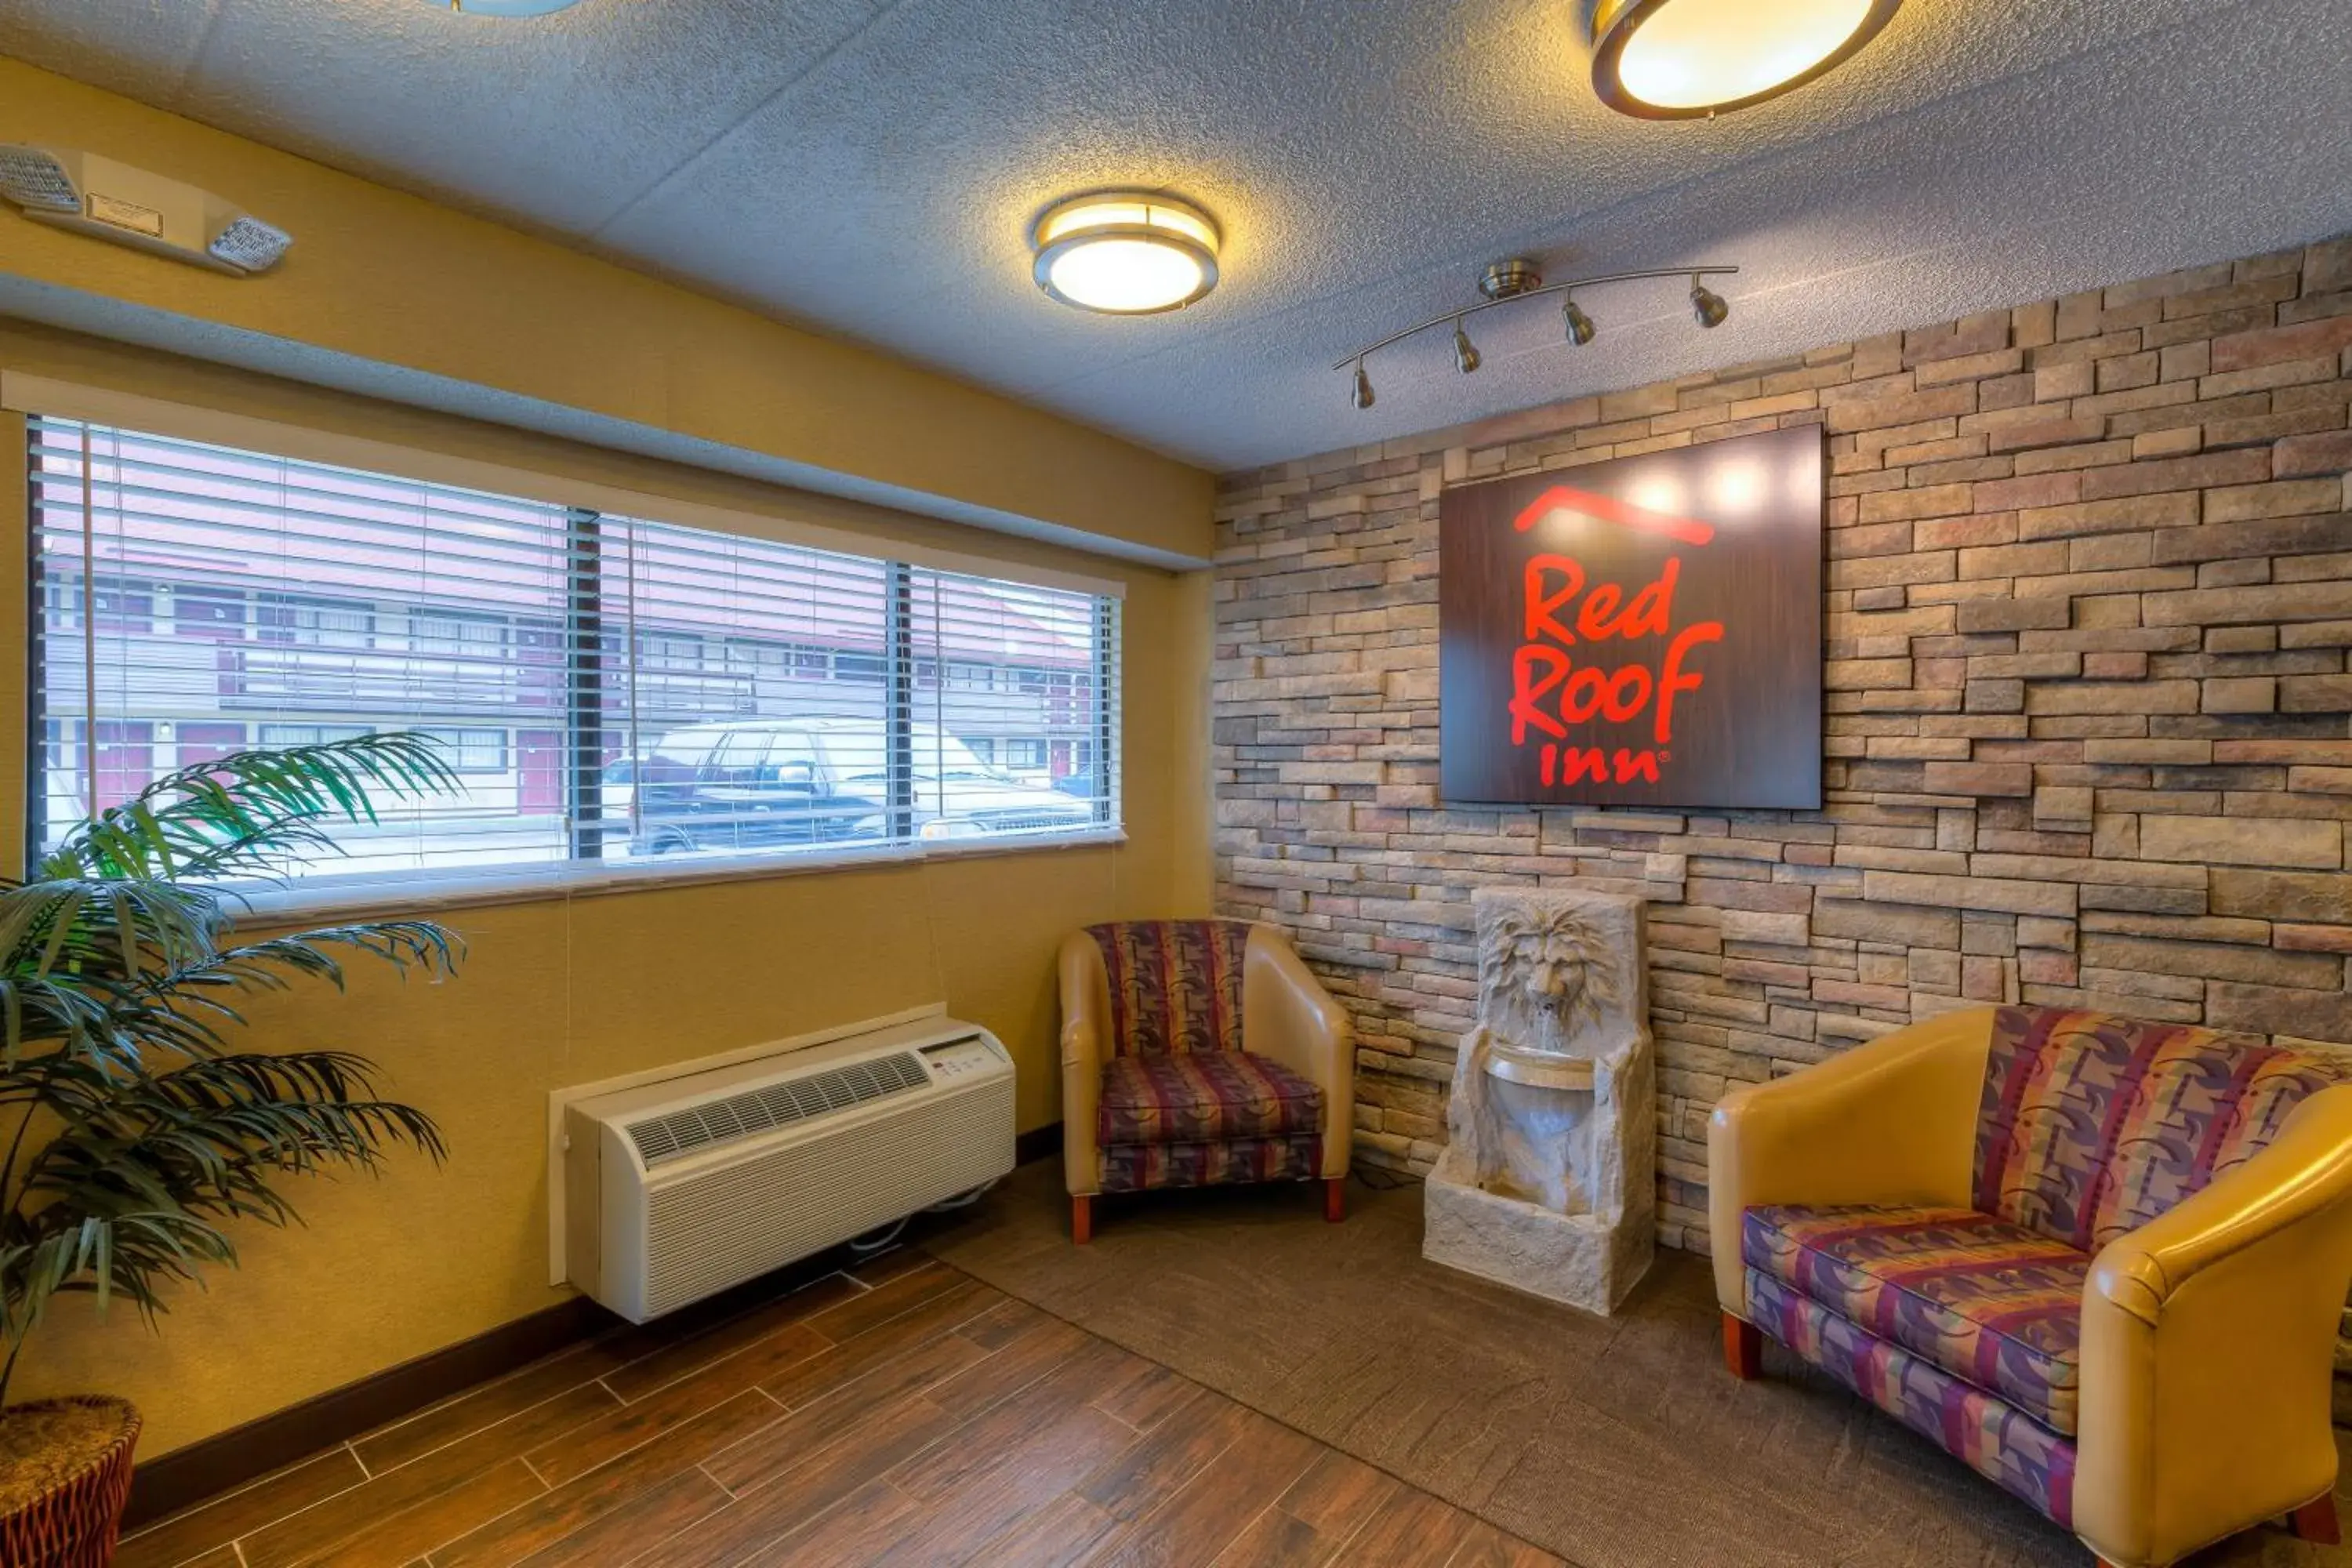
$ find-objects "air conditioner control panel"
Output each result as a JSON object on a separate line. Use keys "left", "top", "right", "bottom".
{"left": 920, "top": 1033, "right": 1007, "bottom": 1080}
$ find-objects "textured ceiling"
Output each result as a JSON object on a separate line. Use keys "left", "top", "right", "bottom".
{"left": 2, "top": 0, "right": 2349, "bottom": 474}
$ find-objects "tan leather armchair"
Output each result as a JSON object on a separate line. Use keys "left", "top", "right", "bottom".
{"left": 1709, "top": 1004, "right": 2352, "bottom": 1568}
{"left": 1060, "top": 919, "right": 1351, "bottom": 1242}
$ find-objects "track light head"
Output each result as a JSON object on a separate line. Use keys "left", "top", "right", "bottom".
{"left": 1351, "top": 361, "right": 1376, "bottom": 409}
{"left": 1452, "top": 321, "right": 1482, "bottom": 375}
{"left": 1563, "top": 295, "right": 1597, "bottom": 347}
{"left": 1690, "top": 277, "right": 1730, "bottom": 329}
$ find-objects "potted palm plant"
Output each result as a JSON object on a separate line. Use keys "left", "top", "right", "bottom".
{"left": 0, "top": 734, "right": 464, "bottom": 1566}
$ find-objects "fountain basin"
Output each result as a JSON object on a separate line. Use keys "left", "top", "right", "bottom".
{"left": 1425, "top": 1144, "right": 1651, "bottom": 1312}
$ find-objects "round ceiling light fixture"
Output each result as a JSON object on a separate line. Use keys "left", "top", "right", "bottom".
{"left": 1029, "top": 191, "right": 1221, "bottom": 315}
{"left": 1590, "top": 0, "right": 1903, "bottom": 118}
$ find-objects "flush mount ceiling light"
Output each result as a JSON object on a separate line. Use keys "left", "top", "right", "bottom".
{"left": 1334, "top": 257, "right": 1735, "bottom": 412}
{"left": 1029, "top": 191, "right": 1220, "bottom": 315}
{"left": 1591, "top": 0, "right": 1903, "bottom": 118}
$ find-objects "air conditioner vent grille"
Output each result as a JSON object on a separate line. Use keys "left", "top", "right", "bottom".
{"left": 626, "top": 1050, "right": 929, "bottom": 1167}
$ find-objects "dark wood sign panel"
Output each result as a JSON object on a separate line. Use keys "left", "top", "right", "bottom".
{"left": 1439, "top": 424, "right": 1823, "bottom": 810}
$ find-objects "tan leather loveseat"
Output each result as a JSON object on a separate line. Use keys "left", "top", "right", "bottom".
{"left": 1709, "top": 1004, "right": 2352, "bottom": 1567}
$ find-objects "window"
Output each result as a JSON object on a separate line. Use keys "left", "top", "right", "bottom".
{"left": 260, "top": 594, "right": 375, "bottom": 648}
{"left": 173, "top": 722, "right": 249, "bottom": 768}
{"left": 26, "top": 416, "right": 1122, "bottom": 892}
{"left": 411, "top": 610, "right": 506, "bottom": 658}
{"left": 174, "top": 586, "right": 248, "bottom": 640}
{"left": 909, "top": 566, "right": 1118, "bottom": 819}
{"left": 95, "top": 583, "right": 157, "bottom": 633}
{"left": 425, "top": 728, "right": 511, "bottom": 774}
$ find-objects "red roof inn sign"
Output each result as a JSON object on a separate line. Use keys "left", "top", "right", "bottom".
{"left": 1438, "top": 425, "right": 1823, "bottom": 810}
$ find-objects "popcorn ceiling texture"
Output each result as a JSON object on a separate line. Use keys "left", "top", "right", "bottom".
{"left": 6, "top": 0, "right": 2351, "bottom": 468}
{"left": 1211, "top": 236, "right": 2352, "bottom": 1279}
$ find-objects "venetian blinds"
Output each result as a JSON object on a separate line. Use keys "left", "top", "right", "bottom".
{"left": 25, "top": 416, "right": 1122, "bottom": 898}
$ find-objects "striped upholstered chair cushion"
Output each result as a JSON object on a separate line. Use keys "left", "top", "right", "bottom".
{"left": 1098, "top": 1052, "right": 1323, "bottom": 1146}
{"left": 1744, "top": 1203, "right": 2088, "bottom": 1434}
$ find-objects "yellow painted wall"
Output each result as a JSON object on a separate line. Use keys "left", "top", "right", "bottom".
{"left": 0, "top": 57, "right": 1215, "bottom": 564}
{"left": 0, "top": 325, "right": 1211, "bottom": 1455}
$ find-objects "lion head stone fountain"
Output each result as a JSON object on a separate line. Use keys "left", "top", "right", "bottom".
{"left": 1423, "top": 885, "right": 1654, "bottom": 1313}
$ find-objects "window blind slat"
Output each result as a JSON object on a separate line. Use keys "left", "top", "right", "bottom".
{"left": 26, "top": 416, "right": 1123, "bottom": 888}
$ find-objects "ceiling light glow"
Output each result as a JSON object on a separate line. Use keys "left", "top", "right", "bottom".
{"left": 1592, "top": 0, "right": 1902, "bottom": 118}
{"left": 1030, "top": 191, "right": 1221, "bottom": 314}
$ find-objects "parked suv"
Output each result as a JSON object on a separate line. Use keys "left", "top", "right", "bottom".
{"left": 619, "top": 717, "right": 1094, "bottom": 854}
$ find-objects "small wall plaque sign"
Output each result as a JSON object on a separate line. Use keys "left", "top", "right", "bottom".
{"left": 1438, "top": 424, "right": 1823, "bottom": 810}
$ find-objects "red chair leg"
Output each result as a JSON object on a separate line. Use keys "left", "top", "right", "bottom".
{"left": 2290, "top": 1493, "right": 2342, "bottom": 1544}
{"left": 1722, "top": 1312, "right": 1764, "bottom": 1381}
{"left": 1324, "top": 1176, "right": 1345, "bottom": 1223}
{"left": 1072, "top": 1194, "right": 1093, "bottom": 1246}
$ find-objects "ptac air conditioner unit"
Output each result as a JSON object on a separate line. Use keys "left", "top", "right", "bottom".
{"left": 0, "top": 145, "right": 291, "bottom": 275}
{"left": 562, "top": 1015, "right": 1014, "bottom": 1322}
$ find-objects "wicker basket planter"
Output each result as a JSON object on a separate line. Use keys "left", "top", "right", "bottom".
{"left": 0, "top": 1399, "right": 141, "bottom": 1568}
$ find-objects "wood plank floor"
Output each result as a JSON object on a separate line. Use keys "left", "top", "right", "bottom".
{"left": 118, "top": 1250, "right": 1563, "bottom": 1568}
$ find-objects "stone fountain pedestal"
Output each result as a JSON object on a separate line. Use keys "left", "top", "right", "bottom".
{"left": 1423, "top": 885, "right": 1654, "bottom": 1315}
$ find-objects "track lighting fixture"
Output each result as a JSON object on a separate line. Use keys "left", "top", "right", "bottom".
{"left": 1452, "top": 321, "right": 1482, "bottom": 375}
{"left": 1333, "top": 258, "right": 1736, "bottom": 410}
{"left": 1690, "top": 276, "right": 1730, "bottom": 328}
{"left": 1562, "top": 294, "right": 1597, "bottom": 346}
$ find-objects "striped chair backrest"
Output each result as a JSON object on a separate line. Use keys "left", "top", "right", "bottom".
{"left": 1973, "top": 1004, "right": 2340, "bottom": 1250}
{"left": 1084, "top": 920, "right": 1253, "bottom": 1058}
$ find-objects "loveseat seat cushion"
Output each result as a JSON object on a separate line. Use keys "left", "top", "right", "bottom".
{"left": 1973, "top": 1005, "right": 2341, "bottom": 1251}
{"left": 1744, "top": 1203, "right": 2088, "bottom": 1435}
{"left": 1746, "top": 1269, "right": 2077, "bottom": 1527}
{"left": 1098, "top": 1051, "right": 1324, "bottom": 1146}
{"left": 1086, "top": 919, "right": 1253, "bottom": 1057}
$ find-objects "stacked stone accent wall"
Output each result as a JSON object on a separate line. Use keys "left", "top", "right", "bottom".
{"left": 1212, "top": 236, "right": 2352, "bottom": 1262}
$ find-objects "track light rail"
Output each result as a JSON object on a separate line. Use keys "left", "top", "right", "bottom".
{"left": 1332, "top": 264, "right": 1739, "bottom": 371}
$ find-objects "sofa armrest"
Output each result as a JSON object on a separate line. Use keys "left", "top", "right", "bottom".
{"left": 2072, "top": 1083, "right": 2352, "bottom": 1568}
{"left": 1243, "top": 925, "right": 1354, "bottom": 1178}
{"left": 1058, "top": 931, "right": 1111, "bottom": 1197}
{"left": 1707, "top": 1007, "right": 1994, "bottom": 1316}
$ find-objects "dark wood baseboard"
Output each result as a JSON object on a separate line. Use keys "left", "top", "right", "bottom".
{"left": 129, "top": 1130, "right": 1067, "bottom": 1530}
{"left": 1014, "top": 1120, "right": 1063, "bottom": 1168}
{"left": 125, "top": 1292, "right": 616, "bottom": 1528}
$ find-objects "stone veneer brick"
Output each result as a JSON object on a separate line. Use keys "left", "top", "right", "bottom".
{"left": 1211, "top": 235, "right": 2352, "bottom": 1272}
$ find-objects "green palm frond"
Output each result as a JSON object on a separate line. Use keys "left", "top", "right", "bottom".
{"left": 39, "top": 734, "right": 459, "bottom": 884}
{"left": 1, "top": 731, "right": 464, "bottom": 1405}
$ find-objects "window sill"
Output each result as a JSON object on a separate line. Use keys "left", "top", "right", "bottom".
{"left": 223, "top": 826, "right": 1131, "bottom": 925}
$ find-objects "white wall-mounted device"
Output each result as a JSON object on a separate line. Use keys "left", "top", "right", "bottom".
{"left": 560, "top": 1011, "right": 1015, "bottom": 1322}
{"left": 0, "top": 145, "right": 291, "bottom": 275}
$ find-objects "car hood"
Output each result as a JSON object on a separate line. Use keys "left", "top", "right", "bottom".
{"left": 931, "top": 779, "right": 1089, "bottom": 813}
